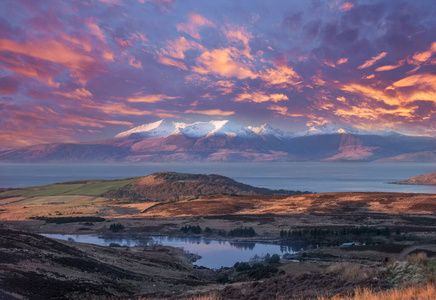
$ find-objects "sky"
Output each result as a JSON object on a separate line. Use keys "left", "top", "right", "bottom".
{"left": 0, "top": 0, "right": 435, "bottom": 147}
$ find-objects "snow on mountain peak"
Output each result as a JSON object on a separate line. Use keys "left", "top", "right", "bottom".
{"left": 209, "top": 120, "right": 257, "bottom": 137}
{"left": 294, "top": 122, "right": 369, "bottom": 137}
{"left": 248, "top": 124, "right": 288, "bottom": 139}
{"left": 115, "top": 119, "right": 395, "bottom": 140}
{"left": 115, "top": 119, "right": 177, "bottom": 138}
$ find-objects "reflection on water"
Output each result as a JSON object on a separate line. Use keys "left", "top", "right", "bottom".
{"left": 40, "top": 234, "right": 298, "bottom": 269}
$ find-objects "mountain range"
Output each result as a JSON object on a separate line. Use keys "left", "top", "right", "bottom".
{"left": 1, "top": 119, "right": 436, "bottom": 162}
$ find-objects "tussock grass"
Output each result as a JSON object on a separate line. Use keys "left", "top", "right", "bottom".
{"left": 326, "top": 284, "right": 436, "bottom": 300}
{"left": 326, "top": 262, "right": 375, "bottom": 281}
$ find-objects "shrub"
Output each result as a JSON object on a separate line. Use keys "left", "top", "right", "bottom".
{"left": 265, "top": 253, "right": 280, "bottom": 264}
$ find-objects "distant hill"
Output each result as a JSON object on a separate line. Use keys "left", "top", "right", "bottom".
{"left": 0, "top": 172, "right": 306, "bottom": 202}
{"left": 1, "top": 119, "right": 436, "bottom": 162}
{"left": 391, "top": 173, "right": 436, "bottom": 186}
{"left": 103, "top": 172, "right": 305, "bottom": 201}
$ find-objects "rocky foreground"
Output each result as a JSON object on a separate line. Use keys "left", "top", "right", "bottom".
{"left": 0, "top": 228, "right": 216, "bottom": 299}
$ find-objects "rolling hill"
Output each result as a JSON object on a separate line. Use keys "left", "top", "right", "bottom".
{"left": 0, "top": 172, "right": 305, "bottom": 202}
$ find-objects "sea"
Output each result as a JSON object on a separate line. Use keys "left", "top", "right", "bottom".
{"left": 1, "top": 162, "right": 435, "bottom": 193}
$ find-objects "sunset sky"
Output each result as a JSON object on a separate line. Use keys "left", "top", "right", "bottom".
{"left": 0, "top": 0, "right": 435, "bottom": 146}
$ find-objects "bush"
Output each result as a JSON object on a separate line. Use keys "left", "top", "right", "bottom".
{"left": 265, "top": 253, "right": 280, "bottom": 264}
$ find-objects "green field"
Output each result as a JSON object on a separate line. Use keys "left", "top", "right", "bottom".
{"left": 0, "top": 177, "right": 140, "bottom": 198}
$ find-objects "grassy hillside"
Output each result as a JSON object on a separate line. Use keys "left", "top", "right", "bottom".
{"left": 0, "top": 177, "right": 139, "bottom": 198}
{"left": 0, "top": 172, "right": 305, "bottom": 202}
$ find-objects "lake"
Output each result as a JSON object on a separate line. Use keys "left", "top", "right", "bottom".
{"left": 1, "top": 162, "right": 436, "bottom": 193}
{"left": 40, "top": 234, "right": 297, "bottom": 269}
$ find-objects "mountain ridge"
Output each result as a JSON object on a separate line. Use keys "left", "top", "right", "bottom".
{"left": 1, "top": 119, "right": 435, "bottom": 162}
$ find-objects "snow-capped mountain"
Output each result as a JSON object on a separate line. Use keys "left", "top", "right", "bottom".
{"left": 116, "top": 119, "right": 261, "bottom": 139}
{"left": 1, "top": 119, "right": 436, "bottom": 163}
{"left": 293, "top": 123, "right": 370, "bottom": 137}
{"left": 116, "top": 119, "right": 399, "bottom": 140}
{"left": 249, "top": 124, "right": 294, "bottom": 140}
{"left": 115, "top": 119, "right": 177, "bottom": 139}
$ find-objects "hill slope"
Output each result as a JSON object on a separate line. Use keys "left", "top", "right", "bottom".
{"left": 0, "top": 172, "right": 304, "bottom": 202}
{"left": 103, "top": 172, "right": 304, "bottom": 201}
{"left": 392, "top": 173, "right": 436, "bottom": 186}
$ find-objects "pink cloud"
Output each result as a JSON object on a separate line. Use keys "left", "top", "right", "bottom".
{"left": 157, "top": 56, "right": 187, "bottom": 70}
{"left": 234, "top": 91, "right": 288, "bottom": 103}
{"left": 176, "top": 14, "right": 214, "bottom": 39}
{"left": 185, "top": 109, "right": 235, "bottom": 116}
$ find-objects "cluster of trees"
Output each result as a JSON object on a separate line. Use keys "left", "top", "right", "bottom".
{"left": 233, "top": 253, "right": 281, "bottom": 280}
{"left": 228, "top": 227, "right": 256, "bottom": 237}
{"left": 109, "top": 223, "right": 125, "bottom": 232}
{"left": 280, "top": 226, "right": 392, "bottom": 238}
{"left": 179, "top": 225, "right": 256, "bottom": 237}
{"left": 180, "top": 225, "right": 202, "bottom": 234}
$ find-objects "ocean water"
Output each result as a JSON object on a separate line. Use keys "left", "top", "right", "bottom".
{"left": 1, "top": 162, "right": 436, "bottom": 193}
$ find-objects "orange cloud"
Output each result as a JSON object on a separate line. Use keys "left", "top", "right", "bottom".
{"left": 185, "top": 109, "right": 235, "bottom": 116}
{"left": 375, "top": 60, "right": 405, "bottom": 72}
{"left": 336, "top": 57, "right": 348, "bottom": 65}
{"left": 213, "top": 80, "right": 235, "bottom": 95}
{"left": 234, "top": 91, "right": 288, "bottom": 103}
{"left": 129, "top": 56, "right": 142, "bottom": 68}
{"left": 362, "top": 74, "right": 375, "bottom": 79}
{"left": 60, "top": 33, "right": 92, "bottom": 52}
{"left": 53, "top": 88, "right": 93, "bottom": 100}
{"left": 341, "top": 83, "right": 400, "bottom": 105}
{"left": 86, "top": 102, "right": 154, "bottom": 116}
{"left": 324, "top": 60, "right": 336, "bottom": 68}
{"left": 341, "top": 2, "right": 354, "bottom": 11}
{"left": 192, "top": 47, "right": 257, "bottom": 79}
{"left": 392, "top": 73, "right": 436, "bottom": 103}
{"left": 103, "top": 51, "right": 114, "bottom": 62}
{"left": 103, "top": 120, "right": 134, "bottom": 126}
{"left": 260, "top": 64, "right": 302, "bottom": 87}
{"left": 176, "top": 14, "right": 214, "bottom": 39}
{"left": 357, "top": 52, "right": 387, "bottom": 69}
{"left": 334, "top": 106, "right": 415, "bottom": 120}
{"left": 224, "top": 26, "right": 253, "bottom": 59}
{"left": 393, "top": 73, "right": 436, "bottom": 89}
{"left": 157, "top": 56, "right": 188, "bottom": 70}
{"left": 267, "top": 105, "right": 306, "bottom": 117}
{"left": 0, "top": 55, "right": 59, "bottom": 86}
{"left": 311, "top": 75, "right": 326, "bottom": 86}
{"left": 127, "top": 93, "right": 180, "bottom": 103}
{"left": 160, "top": 37, "right": 203, "bottom": 60}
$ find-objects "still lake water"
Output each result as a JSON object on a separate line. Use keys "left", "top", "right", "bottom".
{"left": 40, "top": 234, "right": 296, "bottom": 269}
{"left": 1, "top": 162, "right": 436, "bottom": 193}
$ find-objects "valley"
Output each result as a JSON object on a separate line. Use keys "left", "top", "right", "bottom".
{"left": 2, "top": 172, "right": 436, "bottom": 299}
